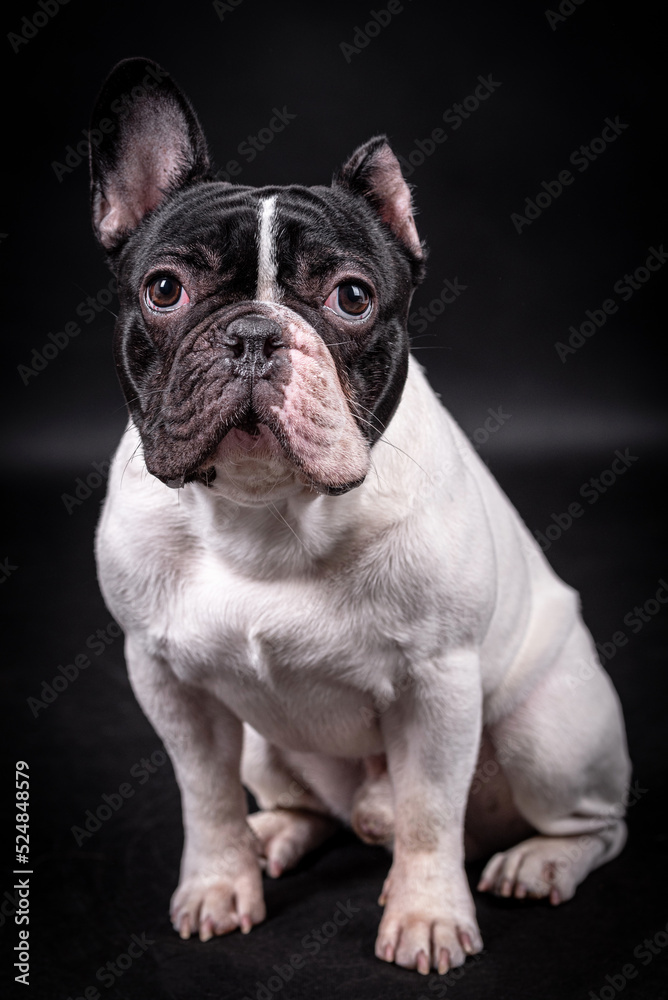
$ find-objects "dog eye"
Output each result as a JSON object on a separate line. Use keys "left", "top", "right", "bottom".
{"left": 145, "top": 276, "right": 190, "bottom": 312}
{"left": 324, "top": 282, "right": 372, "bottom": 319}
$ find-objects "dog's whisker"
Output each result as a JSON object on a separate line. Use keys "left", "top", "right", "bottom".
{"left": 120, "top": 441, "right": 144, "bottom": 488}
{"left": 410, "top": 345, "right": 453, "bottom": 352}
{"left": 263, "top": 500, "right": 316, "bottom": 559}
{"left": 346, "top": 405, "right": 430, "bottom": 480}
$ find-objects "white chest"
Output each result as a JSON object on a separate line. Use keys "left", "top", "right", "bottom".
{"left": 150, "top": 550, "right": 413, "bottom": 755}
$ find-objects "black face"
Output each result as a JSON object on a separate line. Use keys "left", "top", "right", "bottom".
{"left": 91, "top": 59, "right": 425, "bottom": 496}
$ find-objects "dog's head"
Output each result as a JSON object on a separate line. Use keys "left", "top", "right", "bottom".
{"left": 90, "top": 58, "right": 425, "bottom": 504}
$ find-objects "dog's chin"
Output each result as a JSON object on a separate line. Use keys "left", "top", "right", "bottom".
{"left": 202, "top": 425, "right": 311, "bottom": 505}
{"left": 195, "top": 423, "right": 369, "bottom": 505}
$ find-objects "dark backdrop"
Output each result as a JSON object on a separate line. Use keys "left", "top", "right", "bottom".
{"left": 2, "top": 2, "right": 667, "bottom": 999}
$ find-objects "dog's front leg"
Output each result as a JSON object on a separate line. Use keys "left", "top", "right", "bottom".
{"left": 125, "top": 636, "right": 265, "bottom": 942}
{"left": 376, "top": 649, "right": 483, "bottom": 975}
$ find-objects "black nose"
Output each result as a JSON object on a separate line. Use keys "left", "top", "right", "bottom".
{"left": 223, "top": 314, "right": 283, "bottom": 377}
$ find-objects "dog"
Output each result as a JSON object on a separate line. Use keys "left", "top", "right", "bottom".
{"left": 90, "top": 57, "right": 631, "bottom": 975}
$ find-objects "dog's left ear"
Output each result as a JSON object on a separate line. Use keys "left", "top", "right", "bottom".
{"left": 90, "top": 58, "right": 211, "bottom": 250}
{"left": 334, "top": 136, "right": 423, "bottom": 261}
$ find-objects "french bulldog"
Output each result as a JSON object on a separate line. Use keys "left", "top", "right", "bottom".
{"left": 90, "top": 57, "right": 631, "bottom": 975}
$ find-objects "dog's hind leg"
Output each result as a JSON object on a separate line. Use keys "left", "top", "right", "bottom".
{"left": 350, "top": 755, "right": 395, "bottom": 847}
{"left": 242, "top": 726, "right": 357, "bottom": 877}
{"left": 247, "top": 808, "right": 340, "bottom": 878}
{"left": 477, "top": 621, "right": 630, "bottom": 904}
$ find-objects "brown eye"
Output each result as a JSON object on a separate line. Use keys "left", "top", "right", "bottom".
{"left": 324, "top": 282, "right": 372, "bottom": 319}
{"left": 146, "top": 276, "right": 189, "bottom": 311}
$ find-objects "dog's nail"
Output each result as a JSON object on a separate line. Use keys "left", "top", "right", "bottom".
{"left": 438, "top": 947, "right": 450, "bottom": 974}
{"left": 476, "top": 878, "right": 488, "bottom": 891}
{"left": 549, "top": 888, "right": 561, "bottom": 906}
{"left": 179, "top": 916, "right": 191, "bottom": 940}
{"left": 199, "top": 919, "right": 213, "bottom": 943}
{"left": 378, "top": 892, "right": 387, "bottom": 906}
{"left": 383, "top": 943, "right": 394, "bottom": 963}
{"left": 240, "top": 914, "right": 253, "bottom": 934}
{"left": 268, "top": 859, "right": 283, "bottom": 878}
{"left": 514, "top": 883, "right": 527, "bottom": 900}
{"left": 460, "top": 931, "right": 474, "bottom": 955}
{"left": 500, "top": 879, "right": 513, "bottom": 897}
{"left": 417, "top": 949, "right": 429, "bottom": 975}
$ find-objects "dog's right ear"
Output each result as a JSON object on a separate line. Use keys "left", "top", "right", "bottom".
{"left": 90, "top": 58, "right": 211, "bottom": 250}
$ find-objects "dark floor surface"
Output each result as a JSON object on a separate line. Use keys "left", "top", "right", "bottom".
{"left": 3, "top": 451, "right": 668, "bottom": 1000}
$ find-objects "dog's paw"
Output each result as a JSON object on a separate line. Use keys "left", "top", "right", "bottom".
{"left": 170, "top": 861, "right": 265, "bottom": 942}
{"left": 375, "top": 872, "right": 483, "bottom": 974}
{"left": 351, "top": 773, "right": 394, "bottom": 846}
{"left": 247, "top": 808, "right": 338, "bottom": 878}
{"left": 476, "top": 833, "right": 606, "bottom": 904}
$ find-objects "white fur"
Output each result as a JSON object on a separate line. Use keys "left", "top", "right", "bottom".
{"left": 256, "top": 195, "right": 279, "bottom": 302}
{"left": 96, "top": 355, "right": 630, "bottom": 969}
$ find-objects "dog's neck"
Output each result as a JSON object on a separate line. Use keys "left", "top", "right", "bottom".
{"left": 180, "top": 479, "right": 368, "bottom": 576}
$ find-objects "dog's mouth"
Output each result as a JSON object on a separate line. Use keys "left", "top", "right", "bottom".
{"left": 185, "top": 414, "right": 291, "bottom": 491}
{"left": 233, "top": 415, "right": 262, "bottom": 438}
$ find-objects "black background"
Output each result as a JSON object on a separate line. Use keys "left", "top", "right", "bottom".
{"left": 2, "top": 1, "right": 667, "bottom": 998}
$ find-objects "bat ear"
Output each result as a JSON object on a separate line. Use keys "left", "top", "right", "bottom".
{"left": 334, "top": 136, "right": 424, "bottom": 260}
{"left": 89, "top": 58, "right": 211, "bottom": 250}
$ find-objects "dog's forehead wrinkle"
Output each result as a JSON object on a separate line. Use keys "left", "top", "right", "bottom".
{"left": 143, "top": 243, "right": 224, "bottom": 272}
{"left": 127, "top": 183, "right": 395, "bottom": 299}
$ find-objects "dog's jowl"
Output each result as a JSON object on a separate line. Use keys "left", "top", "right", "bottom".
{"left": 90, "top": 58, "right": 631, "bottom": 975}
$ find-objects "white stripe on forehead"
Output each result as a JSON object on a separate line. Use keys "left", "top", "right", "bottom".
{"left": 256, "top": 195, "right": 280, "bottom": 302}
